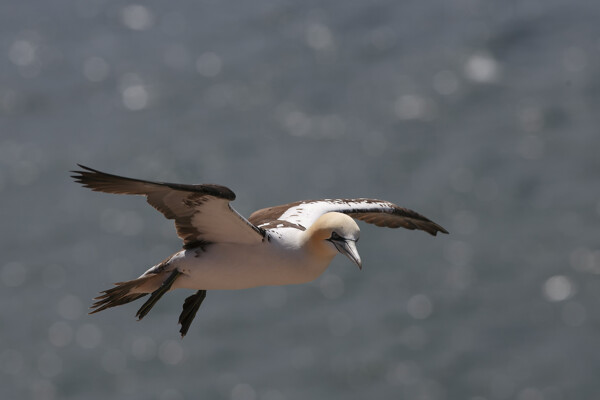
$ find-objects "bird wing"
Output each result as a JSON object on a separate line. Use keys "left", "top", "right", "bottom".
{"left": 248, "top": 198, "right": 448, "bottom": 236}
{"left": 72, "top": 165, "right": 264, "bottom": 247}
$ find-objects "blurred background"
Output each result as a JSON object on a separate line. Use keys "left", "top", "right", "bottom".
{"left": 1, "top": 0, "right": 600, "bottom": 399}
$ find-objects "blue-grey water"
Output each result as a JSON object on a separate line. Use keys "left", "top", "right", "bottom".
{"left": 2, "top": 0, "right": 600, "bottom": 399}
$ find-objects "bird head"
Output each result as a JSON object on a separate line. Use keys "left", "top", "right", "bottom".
{"left": 307, "top": 212, "right": 362, "bottom": 269}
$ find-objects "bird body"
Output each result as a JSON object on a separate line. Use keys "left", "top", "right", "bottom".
{"left": 154, "top": 239, "right": 329, "bottom": 291}
{"left": 71, "top": 165, "right": 447, "bottom": 336}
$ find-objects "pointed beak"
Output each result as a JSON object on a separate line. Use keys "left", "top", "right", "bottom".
{"left": 333, "top": 239, "right": 362, "bottom": 270}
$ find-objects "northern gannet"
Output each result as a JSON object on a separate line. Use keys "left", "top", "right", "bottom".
{"left": 72, "top": 165, "right": 448, "bottom": 337}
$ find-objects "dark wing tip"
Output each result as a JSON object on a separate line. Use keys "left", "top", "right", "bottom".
{"left": 70, "top": 164, "right": 125, "bottom": 193}
{"left": 76, "top": 163, "right": 95, "bottom": 171}
{"left": 347, "top": 202, "right": 449, "bottom": 236}
{"left": 393, "top": 205, "right": 449, "bottom": 236}
{"left": 412, "top": 217, "right": 448, "bottom": 236}
{"left": 191, "top": 183, "right": 236, "bottom": 201}
{"left": 70, "top": 164, "right": 237, "bottom": 201}
{"left": 426, "top": 224, "right": 449, "bottom": 236}
{"left": 71, "top": 164, "right": 98, "bottom": 177}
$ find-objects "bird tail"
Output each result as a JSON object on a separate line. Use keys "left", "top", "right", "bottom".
{"left": 89, "top": 274, "right": 162, "bottom": 314}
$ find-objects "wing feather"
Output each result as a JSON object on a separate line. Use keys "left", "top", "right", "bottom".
{"left": 72, "top": 165, "right": 263, "bottom": 247}
{"left": 249, "top": 199, "right": 448, "bottom": 236}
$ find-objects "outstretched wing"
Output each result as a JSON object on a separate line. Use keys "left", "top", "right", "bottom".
{"left": 72, "top": 165, "right": 264, "bottom": 247}
{"left": 249, "top": 198, "right": 448, "bottom": 236}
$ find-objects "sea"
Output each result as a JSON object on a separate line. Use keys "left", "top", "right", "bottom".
{"left": 1, "top": 0, "right": 600, "bottom": 399}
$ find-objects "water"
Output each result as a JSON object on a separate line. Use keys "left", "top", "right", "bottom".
{"left": 2, "top": 0, "right": 600, "bottom": 399}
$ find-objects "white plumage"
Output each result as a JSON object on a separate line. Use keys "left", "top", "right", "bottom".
{"left": 72, "top": 165, "right": 447, "bottom": 337}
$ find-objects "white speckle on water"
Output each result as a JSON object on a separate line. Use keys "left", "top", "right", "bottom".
{"left": 83, "top": 56, "right": 110, "bottom": 82}
{"left": 464, "top": 53, "right": 499, "bottom": 83}
{"left": 121, "top": 4, "right": 154, "bottom": 31}
{"left": 231, "top": 383, "right": 257, "bottom": 400}
{"left": 306, "top": 24, "right": 334, "bottom": 51}
{"left": 9, "top": 39, "right": 36, "bottom": 66}
{"left": 122, "top": 85, "right": 149, "bottom": 111}
{"left": 543, "top": 275, "right": 574, "bottom": 302}
{"left": 196, "top": 52, "right": 222, "bottom": 77}
{"left": 407, "top": 294, "right": 433, "bottom": 320}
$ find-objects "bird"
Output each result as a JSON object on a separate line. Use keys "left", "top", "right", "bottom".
{"left": 71, "top": 164, "right": 448, "bottom": 337}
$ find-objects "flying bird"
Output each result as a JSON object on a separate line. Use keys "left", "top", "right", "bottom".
{"left": 72, "top": 165, "right": 448, "bottom": 337}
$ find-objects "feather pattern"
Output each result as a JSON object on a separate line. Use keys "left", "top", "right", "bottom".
{"left": 250, "top": 198, "right": 448, "bottom": 236}
{"left": 71, "top": 165, "right": 264, "bottom": 247}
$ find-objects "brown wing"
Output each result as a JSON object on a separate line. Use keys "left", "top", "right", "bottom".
{"left": 344, "top": 207, "right": 448, "bottom": 235}
{"left": 72, "top": 165, "right": 264, "bottom": 247}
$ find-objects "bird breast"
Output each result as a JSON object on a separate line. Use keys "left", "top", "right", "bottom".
{"left": 171, "top": 239, "right": 333, "bottom": 290}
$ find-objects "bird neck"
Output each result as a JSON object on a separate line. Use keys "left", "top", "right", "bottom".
{"left": 300, "top": 223, "right": 336, "bottom": 263}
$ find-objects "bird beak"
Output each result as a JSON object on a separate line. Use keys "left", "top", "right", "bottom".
{"left": 334, "top": 239, "right": 362, "bottom": 270}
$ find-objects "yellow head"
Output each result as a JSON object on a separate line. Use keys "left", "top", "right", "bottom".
{"left": 304, "top": 212, "right": 362, "bottom": 269}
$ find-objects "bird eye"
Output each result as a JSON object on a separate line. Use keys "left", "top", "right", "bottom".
{"left": 330, "top": 232, "right": 342, "bottom": 241}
